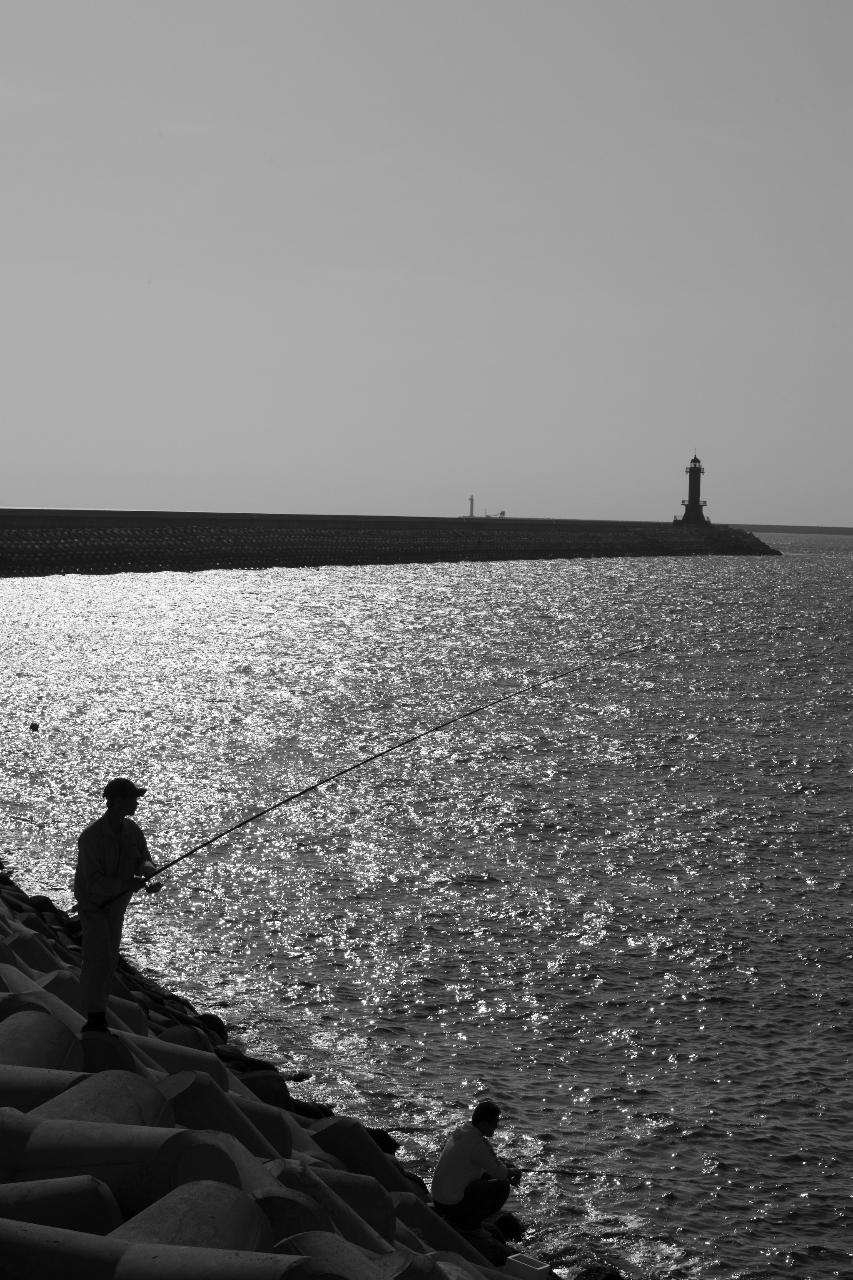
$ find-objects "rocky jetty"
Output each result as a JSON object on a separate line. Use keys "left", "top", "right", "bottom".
{"left": 0, "top": 866, "right": 642, "bottom": 1280}
{"left": 0, "top": 509, "right": 778, "bottom": 577}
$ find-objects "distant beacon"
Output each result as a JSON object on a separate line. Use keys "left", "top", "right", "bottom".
{"left": 681, "top": 454, "right": 707, "bottom": 524}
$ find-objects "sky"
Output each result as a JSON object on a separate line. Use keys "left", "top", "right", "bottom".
{"left": 1, "top": 2, "right": 850, "bottom": 524}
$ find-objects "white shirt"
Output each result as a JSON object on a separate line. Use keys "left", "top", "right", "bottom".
{"left": 431, "top": 1122, "right": 509, "bottom": 1205}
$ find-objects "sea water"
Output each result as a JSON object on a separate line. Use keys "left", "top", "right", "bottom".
{"left": 1, "top": 531, "right": 850, "bottom": 1279}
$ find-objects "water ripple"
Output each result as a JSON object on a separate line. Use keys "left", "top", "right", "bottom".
{"left": 1, "top": 535, "right": 851, "bottom": 1278}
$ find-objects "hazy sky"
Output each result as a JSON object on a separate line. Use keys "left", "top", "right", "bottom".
{"left": 2, "top": 2, "right": 849, "bottom": 523}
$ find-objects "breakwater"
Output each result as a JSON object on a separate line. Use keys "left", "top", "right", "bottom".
{"left": 0, "top": 866, "right": 639, "bottom": 1280}
{"left": 0, "top": 509, "right": 778, "bottom": 577}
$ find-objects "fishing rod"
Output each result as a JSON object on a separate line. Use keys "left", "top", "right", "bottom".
{"left": 376, "top": 1126, "right": 581, "bottom": 1177}
{"left": 146, "top": 645, "right": 641, "bottom": 887}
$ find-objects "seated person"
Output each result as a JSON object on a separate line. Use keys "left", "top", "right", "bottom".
{"left": 430, "top": 1099, "right": 522, "bottom": 1232}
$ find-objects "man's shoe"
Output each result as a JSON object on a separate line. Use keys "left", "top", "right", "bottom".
{"left": 82, "top": 1014, "right": 110, "bottom": 1034}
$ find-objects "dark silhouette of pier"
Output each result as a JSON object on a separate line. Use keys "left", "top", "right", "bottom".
{"left": 0, "top": 508, "right": 778, "bottom": 577}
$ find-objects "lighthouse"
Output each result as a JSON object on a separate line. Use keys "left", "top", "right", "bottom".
{"left": 681, "top": 454, "right": 707, "bottom": 524}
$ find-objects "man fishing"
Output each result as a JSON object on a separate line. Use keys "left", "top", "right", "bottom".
{"left": 74, "top": 777, "right": 157, "bottom": 1033}
{"left": 431, "top": 1100, "right": 522, "bottom": 1236}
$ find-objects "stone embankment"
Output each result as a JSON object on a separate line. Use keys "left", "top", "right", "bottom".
{"left": 0, "top": 867, "right": 638, "bottom": 1280}
{"left": 0, "top": 509, "right": 778, "bottom": 577}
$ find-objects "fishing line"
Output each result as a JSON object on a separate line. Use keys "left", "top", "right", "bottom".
{"left": 371, "top": 1126, "right": 580, "bottom": 1177}
{"left": 149, "top": 644, "right": 641, "bottom": 884}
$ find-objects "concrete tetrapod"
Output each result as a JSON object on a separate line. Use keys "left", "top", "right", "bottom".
{"left": 155, "top": 1021, "right": 221, "bottom": 1051}
{"left": 242, "top": 1095, "right": 336, "bottom": 1162}
{"left": 0, "top": 1217, "right": 339, "bottom": 1280}
{"left": 390, "top": 1194, "right": 500, "bottom": 1268}
{"left": 79, "top": 1028, "right": 152, "bottom": 1075}
{"left": 311, "top": 1166, "right": 399, "bottom": 1243}
{"left": 0, "top": 994, "right": 58, "bottom": 1027}
{"left": 229, "top": 1090, "right": 308, "bottom": 1162}
{"left": 0, "top": 1109, "right": 242, "bottom": 1216}
{"left": 236, "top": 1066, "right": 301, "bottom": 1109}
{"left": 268, "top": 1158, "right": 397, "bottom": 1254}
{"left": 0, "top": 1008, "right": 84, "bottom": 1070}
{"left": 428, "top": 1257, "right": 510, "bottom": 1280}
{"left": 0, "top": 1062, "right": 87, "bottom": 1109}
{"left": 158, "top": 1069, "right": 285, "bottom": 1159}
{"left": 0, "top": 922, "right": 63, "bottom": 972}
{"left": 0, "top": 1173, "right": 122, "bottom": 1232}
{"left": 108, "top": 1179, "right": 275, "bottom": 1251}
{"left": 0, "top": 909, "right": 80, "bottom": 970}
{"left": 309, "top": 1117, "right": 420, "bottom": 1193}
{"left": 39, "top": 969, "right": 151, "bottom": 1035}
{"left": 394, "top": 1222, "right": 431, "bottom": 1254}
{"left": 230, "top": 1090, "right": 306, "bottom": 1158}
{"left": 0, "top": 971, "right": 145, "bottom": 1064}
{"left": 0, "top": 963, "right": 89, "bottom": 1020}
{"left": 117, "top": 1029, "right": 233, "bottom": 1087}
{"left": 186, "top": 1128, "right": 337, "bottom": 1240}
{"left": 29, "top": 1068, "right": 175, "bottom": 1126}
{"left": 0, "top": 931, "right": 58, "bottom": 967}
{"left": 280, "top": 1231, "right": 438, "bottom": 1280}
{"left": 0, "top": 872, "right": 573, "bottom": 1280}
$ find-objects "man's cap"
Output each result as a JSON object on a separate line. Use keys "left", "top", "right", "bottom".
{"left": 103, "top": 777, "right": 147, "bottom": 800}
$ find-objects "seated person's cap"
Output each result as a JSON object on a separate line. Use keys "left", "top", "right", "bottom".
{"left": 103, "top": 777, "right": 147, "bottom": 800}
